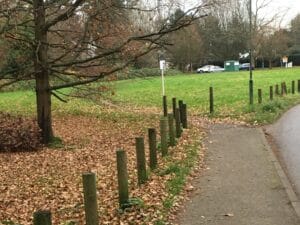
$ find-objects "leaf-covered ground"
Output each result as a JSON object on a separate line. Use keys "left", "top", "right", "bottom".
{"left": 0, "top": 110, "right": 207, "bottom": 225}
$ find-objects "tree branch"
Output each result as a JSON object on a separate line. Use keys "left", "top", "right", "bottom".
{"left": 43, "top": 0, "right": 85, "bottom": 31}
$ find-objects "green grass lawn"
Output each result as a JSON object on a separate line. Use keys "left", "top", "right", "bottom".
{"left": 1, "top": 67, "right": 300, "bottom": 124}
{"left": 113, "top": 67, "right": 300, "bottom": 123}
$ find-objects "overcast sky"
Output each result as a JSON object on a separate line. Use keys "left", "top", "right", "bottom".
{"left": 260, "top": 0, "right": 300, "bottom": 27}
{"left": 182, "top": 0, "right": 300, "bottom": 27}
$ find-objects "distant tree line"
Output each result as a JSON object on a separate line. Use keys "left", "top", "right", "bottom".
{"left": 160, "top": 0, "right": 300, "bottom": 71}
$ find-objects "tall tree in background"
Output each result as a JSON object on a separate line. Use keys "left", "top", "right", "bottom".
{"left": 194, "top": 0, "right": 249, "bottom": 64}
{"left": 0, "top": 0, "right": 208, "bottom": 143}
{"left": 260, "top": 28, "right": 289, "bottom": 68}
{"left": 167, "top": 9, "right": 204, "bottom": 71}
{"left": 289, "top": 14, "right": 300, "bottom": 55}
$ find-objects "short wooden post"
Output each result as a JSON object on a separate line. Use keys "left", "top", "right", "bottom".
{"left": 160, "top": 117, "right": 168, "bottom": 157}
{"left": 163, "top": 95, "right": 168, "bottom": 117}
{"left": 135, "top": 137, "right": 147, "bottom": 185}
{"left": 172, "top": 97, "right": 177, "bottom": 117}
{"left": 269, "top": 86, "right": 273, "bottom": 101}
{"left": 82, "top": 172, "right": 99, "bottom": 225}
{"left": 33, "top": 210, "right": 52, "bottom": 225}
{"left": 281, "top": 82, "right": 287, "bottom": 95}
{"left": 116, "top": 149, "right": 129, "bottom": 208}
{"left": 209, "top": 87, "right": 214, "bottom": 114}
{"left": 258, "top": 89, "right": 262, "bottom": 104}
{"left": 283, "top": 82, "right": 287, "bottom": 95}
{"left": 292, "top": 80, "right": 295, "bottom": 94}
{"left": 182, "top": 104, "right": 188, "bottom": 128}
{"left": 298, "top": 80, "right": 300, "bottom": 93}
{"left": 168, "top": 113, "right": 176, "bottom": 146}
{"left": 148, "top": 128, "right": 157, "bottom": 170}
{"left": 275, "top": 84, "right": 279, "bottom": 95}
{"left": 178, "top": 100, "right": 183, "bottom": 123}
{"left": 175, "top": 108, "right": 181, "bottom": 138}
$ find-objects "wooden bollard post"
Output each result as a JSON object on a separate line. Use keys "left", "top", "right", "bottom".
{"left": 283, "top": 82, "right": 287, "bottom": 95}
{"left": 116, "top": 149, "right": 129, "bottom": 208}
{"left": 168, "top": 114, "right": 176, "bottom": 146}
{"left": 163, "top": 95, "right": 168, "bottom": 117}
{"left": 148, "top": 128, "right": 157, "bottom": 170}
{"left": 258, "top": 89, "right": 262, "bottom": 104}
{"left": 292, "top": 81, "right": 295, "bottom": 94}
{"left": 178, "top": 100, "right": 183, "bottom": 123}
{"left": 182, "top": 104, "right": 188, "bottom": 129}
{"left": 209, "top": 87, "right": 214, "bottom": 114}
{"left": 270, "top": 86, "right": 273, "bottom": 101}
{"left": 160, "top": 117, "right": 168, "bottom": 157}
{"left": 82, "top": 172, "right": 99, "bottom": 225}
{"left": 33, "top": 210, "right": 52, "bottom": 225}
{"left": 275, "top": 84, "right": 279, "bottom": 95}
{"left": 175, "top": 108, "right": 181, "bottom": 138}
{"left": 135, "top": 137, "right": 147, "bottom": 185}
{"left": 298, "top": 80, "right": 300, "bottom": 93}
{"left": 249, "top": 79, "right": 254, "bottom": 105}
{"left": 172, "top": 97, "right": 177, "bottom": 117}
{"left": 281, "top": 83, "right": 284, "bottom": 96}
{"left": 284, "top": 82, "right": 287, "bottom": 95}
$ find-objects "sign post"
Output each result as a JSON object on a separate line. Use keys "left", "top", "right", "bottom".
{"left": 282, "top": 56, "right": 288, "bottom": 68}
{"left": 160, "top": 59, "right": 166, "bottom": 96}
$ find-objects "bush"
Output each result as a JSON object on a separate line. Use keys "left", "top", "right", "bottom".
{"left": 0, "top": 80, "right": 35, "bottom": 92}
{"left": 0, "top": 113, "right": 42, "bottom": 152}
{"left": 115, "top": 67, "right": 181, "bottom": 80}
{"left": 262, "top": 100, "right": 283, "bottom": 113}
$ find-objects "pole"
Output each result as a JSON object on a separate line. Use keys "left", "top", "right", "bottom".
{"left": 249, "top": 0, "right": 254, "bottom": 105}
{"left": 33, "top": 210, "right": 52, "bottom": 225}
{"left": 82, "top": 172, "right": 99, "bottom": 225}
{"left": 116, "top": 149, "right": 129, "bottom": 208}
{"left": 161, "top": 68, "right": 165, "bottom": 96}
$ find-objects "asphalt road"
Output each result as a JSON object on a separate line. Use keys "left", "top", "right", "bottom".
{"left": 266, "top": 104, "right": 300, "bottom": 196}
{"left": 177, "top": 124, "right": 300, "bottom": 225}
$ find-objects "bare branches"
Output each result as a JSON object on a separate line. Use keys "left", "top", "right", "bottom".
{"left": 0, "top": 0, "right": 211, "bottom": 92}
{"left": 51, "top": 91, "right": 68, "bottom": 103}
{"left": 43, "top": 0, "right": 85, "bottom": 31}
{"left": 50, "top": 43, "right": 158, "bottom": 90}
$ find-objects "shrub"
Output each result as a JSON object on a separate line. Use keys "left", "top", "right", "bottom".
{"left": 0, "top": 113, "right": 42, "bottom": 152}
{"left": 262, "top": 100, "right": 283, "bottom": 113}
{"left": 115, "top": 67, "right": 180, "bottom": 80}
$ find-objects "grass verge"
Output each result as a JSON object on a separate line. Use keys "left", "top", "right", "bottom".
{"left": 154, "top": 133, "right": 203, "bottom": 224}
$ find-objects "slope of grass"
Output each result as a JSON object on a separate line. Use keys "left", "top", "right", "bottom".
{"left": 1, "top": 67, "right": 300, "bottom": 124}
{"left": 114, "top": 67, "right": 300, "bottom": 123}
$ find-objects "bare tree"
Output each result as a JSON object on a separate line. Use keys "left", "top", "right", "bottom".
{"left": 0, "top": 0, "right": 209, "bottom": 143}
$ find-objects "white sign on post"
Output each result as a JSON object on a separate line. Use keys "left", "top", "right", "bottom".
{"left": 282, "top": 56, "right": 288, "bottom": 63}
{"left": 160, "top": 60, "right": 166, "bottom": 70}
{"left": 160, "top": 60, "right": 166, "bottom": 96}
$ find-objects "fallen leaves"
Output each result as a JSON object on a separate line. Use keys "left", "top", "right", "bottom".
{"left": 0, "top": 112, "right": 41, "bottom": 152}
{"left": 0, "top": 110, "right": 206, "bottom": 225}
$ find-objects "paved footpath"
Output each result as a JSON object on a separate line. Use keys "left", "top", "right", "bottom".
{"left": 178, "top": 124, "right": 300, "bottom": 225}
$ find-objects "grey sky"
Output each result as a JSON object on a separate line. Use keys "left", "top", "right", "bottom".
{"left": 258, "top": 0, "right": 300, "bottom": 27}
{"left": 182, "top": 0, "right": 300, "bottom": 27}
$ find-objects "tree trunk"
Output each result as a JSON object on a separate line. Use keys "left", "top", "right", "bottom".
{"left": 269, "top": 59, "right": 272, "bottom": 69}
{"left": 34, "top": 0, "right": 53, "bottom": 143}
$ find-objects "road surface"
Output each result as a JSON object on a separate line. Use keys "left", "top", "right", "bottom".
{"left": 266, "top": 104, "right": 300, "bottom": 196}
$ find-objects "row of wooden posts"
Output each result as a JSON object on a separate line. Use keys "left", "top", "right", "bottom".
{"left": 209, "top": 80, "right": 300, "bottom": 113}
{"left": 33, "top": 96, "right": 188, "bottom": 225}
{"left": 257, "top": 80, "right": 299, "bottom": 104}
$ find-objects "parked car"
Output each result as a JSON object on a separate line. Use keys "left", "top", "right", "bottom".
{"left": 196, "top": 65, "right": 224, "bottom": 73}
{"left": 239, "top": 63, "right": 254, "bottom": 71}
